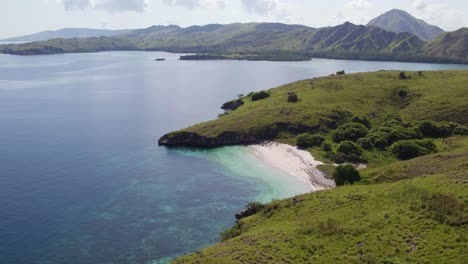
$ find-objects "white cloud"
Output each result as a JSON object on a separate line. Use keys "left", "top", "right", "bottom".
{"left": 59, "top": 0, "right": 149, "bottom": 12}
{"left": 162, "top": 0, "right": 225, "bottom": 9}
{"left": 413, "top": 0, "right": 428, "bottom": 10}
{"left": 61, "top": 0, "right": 91, "bottom": 10}
{"left": 345, "top": 0, "right": 372, "bottom": 9}
{"left": 411, "top": 1, "right": 464, "bottom": 30}
{"left": 241, "top": 0, "right": 278, "bottom": 14}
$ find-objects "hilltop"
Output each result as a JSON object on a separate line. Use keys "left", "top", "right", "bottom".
{"left": 159, "top": 71, "right": 468, "bottom": 263}
{"left": 160, "top": 71, "right": 468, "bottom": 148}
{"left": 367, "top": 9, "right": 444, "bottom": 41}
{"left": 2, "top": 28, "right": 133, "bottom": 42}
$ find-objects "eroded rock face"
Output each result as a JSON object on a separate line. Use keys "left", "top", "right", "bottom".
{"left": 158, "top": 131, "right": 260, "bottom": 148}
{"left": 158, "top": 122, "right": 323, "bottom": 148}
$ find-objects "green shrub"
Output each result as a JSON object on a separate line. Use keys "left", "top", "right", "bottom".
{"left": 336, "top": 70, "right": 345, "bottom": 75}
{"left": 333, "top": 164, "right": 361, "bottom": 186}
{"left": 357, "top": 137, "right": 372, "bottom": 150}
{"left": 251, "top": 91, "right": 271, "bottom": 101}
{"left": 296, "top": 134, "right": 325, "bottom": 149}
{"left": 398, "top": 89, "right": 408, "bottom": 98}
{"left": 453, "top": 125, "right": 468, "bottom": 135}
{"left": 390, "top": 139, "right": 436, "bottom": 160}
{"left": 418, "top": 121, "right": 453, "bottom": 138}
{"left": 287, "top": 92, "right": 298, "bottom": 103}
{"left": 332, "top": 122, "right": 369, "bottom": 143}
{"left": 327, "top": 151, "right": 365, "bottom": 164}
{"left": 351, "top": 116, "right": 372, "bottom": 129}
{"left": 399, "top": 72, "right": 408, "bottom": 79}
{"left": 235, "top": 202, "right": 265, "bottom": 220}
{"left": 337, "top": 141, "right": 363, "bottom": 156}
{"left": 321, "top": 142, "right": 332, "bottom": 151}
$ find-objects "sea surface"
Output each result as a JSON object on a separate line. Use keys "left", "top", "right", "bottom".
{"left": 1, "top": 51, "right": 467, "bottom": 264}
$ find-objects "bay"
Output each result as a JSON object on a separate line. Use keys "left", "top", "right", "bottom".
{"left": 0, "top": 51, "right": 466, "bottom": 263}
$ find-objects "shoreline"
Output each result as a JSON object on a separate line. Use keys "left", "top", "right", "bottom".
{"left": 249, "top": 142, "right": 335, "bottom": 192}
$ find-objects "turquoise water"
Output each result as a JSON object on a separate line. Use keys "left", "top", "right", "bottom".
{"left": 176, "top": 147, "right": 311, "bottom": 203}
{"left": 1, "top": 51, "right": 467, "bottom": 264}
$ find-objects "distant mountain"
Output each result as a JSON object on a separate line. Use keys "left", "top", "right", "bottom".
{"left": 0, "top": 21, "right": 466, "bottom": 64}
{"left": 367, "top": 9, "right": 444, "bottom": 41}
{"left": 3, "top": 28, "right": 134, "bottom": 42}
{"left": 425, "top": 28, "right": 468, "bottom": 61}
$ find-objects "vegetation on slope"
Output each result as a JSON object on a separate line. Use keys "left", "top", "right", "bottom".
{"left": 163, "top": 71, "right": 467, "bottom": 263}
{"left": 173, "top": 71, "right": 467, "bottom": 141}
{"left": 174, "top": 137, "right": 467, "bottom": 263}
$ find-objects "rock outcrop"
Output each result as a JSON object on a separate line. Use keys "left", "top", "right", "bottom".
{"left": 158, "top": 131, "right": 260, "bottom": 148}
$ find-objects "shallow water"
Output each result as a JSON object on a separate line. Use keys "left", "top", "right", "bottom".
{"left": 0, "top": 51, "right": 467, "bottom": 264}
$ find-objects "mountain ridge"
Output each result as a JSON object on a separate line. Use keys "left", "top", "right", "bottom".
{"left": 367, "top": 9, "right": 444, "bottom": 41}
{"left": 2, "top": 28, "right": 134, "bottom": 42}
{"left": 0, "top": 12, "right": 466, "bottom": 64}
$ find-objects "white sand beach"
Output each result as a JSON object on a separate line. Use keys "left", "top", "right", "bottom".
{"left": 249, "top": 142, "right": 336, "bottom": 192}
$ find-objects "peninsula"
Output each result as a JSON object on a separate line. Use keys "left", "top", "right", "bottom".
{"left": 159, "top": 70, "right": 468, "bottom": 263}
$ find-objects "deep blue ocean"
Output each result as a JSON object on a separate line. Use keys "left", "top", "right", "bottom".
{"left": 1, "top": 51, "right": 467, "bottom": 264}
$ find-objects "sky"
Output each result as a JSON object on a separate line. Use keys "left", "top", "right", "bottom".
{"left": 1, "top": 0, "right": 467, "bottom": 38}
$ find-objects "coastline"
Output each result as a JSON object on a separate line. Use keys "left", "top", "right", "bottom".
{"left": 249, "top": 142, "right": 335, "bottom": 192}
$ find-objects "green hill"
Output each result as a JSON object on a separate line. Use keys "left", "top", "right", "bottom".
{"left": 160, "top": 71, "right": 468, "bottom": 263}
{"left": 2, "top": 28, "right": 133, "bottom": 42}
{"left": 425, "top": 28, "right": 468, "bottom": 62}
{"left": 367, "top": 9, "right": 444, "bottom": 41}
{"left": 160, "top": 71, "right": 468, "bottom": 148}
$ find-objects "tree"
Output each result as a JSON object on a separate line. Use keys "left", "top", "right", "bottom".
{"left": 296, "top": 134, "right": 325, "bottom": 149}
{"left": 287, "top": 92, "right": 299, "bottom": 103}
{"left": 390, "top": 139, "right": 436, "bottom": 160}
{"left": 351, "top": 116, "right": 372, "bottom": 129}
{"left": 336, "top": 140, "right": 363, "bottom": 156}
{"left": 235, "top": 202, "right": 265, "bottom": 220}
{"left": 398, "top": 89, "right": 408, "bottom": 98}
{"left": 333, "top": 164, "right": 361, "bottom": 186}
{"left": 332, "top": 123, "right": 369, "bottom": 143}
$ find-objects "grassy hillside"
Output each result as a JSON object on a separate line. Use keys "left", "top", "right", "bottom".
{"left": 181, "top": 71, "right": 468, "bottom": 139}
{"left": 174, "top": 138, "right": 467, "bottom": 263}
{"left": 167, "top": 70, "right": 468, "bottom": 263}
{"left": 425, "top": 28, "right": 468, "bottom": 62}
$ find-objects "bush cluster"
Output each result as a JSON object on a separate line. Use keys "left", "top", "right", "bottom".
{"left": 296, "top": 134, "right": 325, "bottom": 149}
{"left": 453, "top": 125, "right": 468, "bottom": 135}
{"left": 418, "top": 120, "right": 457, "bottom": 138}
{"left": 235, "top": 202, "right": 265, "bottom": 220}
{"left": 251, "top": 91, "right": 271, "bottom": 101}
{"left": 333, "top": 164, "right": 361, "bottom": 186}
{"left": 287, "top": 92, "right": 298, "bottom": 103}
{"left": 351, "top": 116, "right": 372, "bottom": 129}
{"left": 332, "top": 122, "right": 369, "bottom": 143}
{"left": 390, "top": 139, "right": 436, "bottom": 160}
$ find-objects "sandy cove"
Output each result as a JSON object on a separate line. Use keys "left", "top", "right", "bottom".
{"left": 249, "top": 142, "right": 336, "bottom": 192}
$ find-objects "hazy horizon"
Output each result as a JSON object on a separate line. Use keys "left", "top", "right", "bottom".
{"left": 2, "top": 0, "right": 467, "bottom": 39}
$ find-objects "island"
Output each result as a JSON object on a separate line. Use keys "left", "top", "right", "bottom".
{"left": 159, "top": 70, "right": 468, "bottom": 263}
